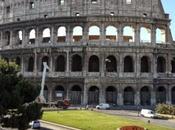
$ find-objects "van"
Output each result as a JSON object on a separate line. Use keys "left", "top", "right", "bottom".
{"left": 140, "top": 109, "right": 156, "bottom": 118}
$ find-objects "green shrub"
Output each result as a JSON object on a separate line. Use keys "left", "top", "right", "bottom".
{"left": 155, "top": 104, "right": 175, "bottom": 115}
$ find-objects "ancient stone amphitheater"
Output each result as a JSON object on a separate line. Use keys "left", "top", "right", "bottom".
{"left": 0, "top": 0, "right": 175, "bottom": 107}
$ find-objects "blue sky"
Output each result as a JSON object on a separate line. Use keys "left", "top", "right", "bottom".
{"left": 161, "top": 0, "right": 175, "bottom": 40}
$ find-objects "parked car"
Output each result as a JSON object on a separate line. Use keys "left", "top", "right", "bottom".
{"left": 96, "top": 103, "right": 110, "bottom": 109}
{"left": 140, "top": 109, "right": 156, "bottom": 118}
{"left": 30, "top": 120, "right": 40, "bottom": 129}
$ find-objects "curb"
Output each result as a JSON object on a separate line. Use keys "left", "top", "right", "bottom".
{"left": 40, "top": 120, "right": 81, "bottom": 130}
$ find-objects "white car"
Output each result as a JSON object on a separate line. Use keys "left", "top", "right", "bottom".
{"left": 140, "top": 109, "right": 156, "bottom": 118}
{"left": 30, "top": 120, "right": 40, "bottom": 129}
{"left": 96, "top": 103, "right": 110, "bottom": 110}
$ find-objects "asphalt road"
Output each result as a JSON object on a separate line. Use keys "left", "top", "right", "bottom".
{"left": 96, "top": 110, "right": 175, "bottom": 129}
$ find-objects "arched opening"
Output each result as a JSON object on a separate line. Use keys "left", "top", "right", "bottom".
{"left": 105, "top": 26, "right": 118, "bottom": 41}
{"left": 140, "top": 86, "right": 151, "bottom": 106}
{"left": 54, "top": 85, "right": 65, "bottom": 101}
{"left": 4, "top": 31, "right": 10, "bottom": 45}
{"left": 15, "top": 57, "right": 21, "bottom": 66}
{"left": 106, "top": 56, "right": 117, "bottom": 72}
{"left": 140, "top": 27, "right": 151, "bottom": 43}
{"left": 41, "top": 56, "right": 49, "bottom": 71}
{"left": 16, "top": 30, "right": 23, "bottom": 45}
{"left": 141, "top": 56, "right": 150, "bottom": 73}
{"left": 73, "top": 26, "right": 83, "bottom": 42}
{"left": 88, "top": 55, "right": 99, "bottom": 72}
{"left": 124, "top": 56, "right": 134, "bottom": 72}
{"left": 106, "top": 86, "right": 117, "bottom": 104}
{"left": 156, "top": 28, "right": 166, "bottom": 43}
{"left": 55, "top": 55, "right": 66, "bottom": 72}
{"left": 29, "top": 29, "right": 36, "bottom": 44}
{"left": 171, "top": 58, "right": 175, "bottom": 73}
{"left": 42, "top": 28, "right": 51, "bottom": 43}
{"left": 44, "top": 85, "right": 48, "bottom": 102}
{"left": 123, "top": 26, "right": 135, "bottom": 42}
{"left": 157, "top": 56, "right": 166, "bottom": 73}
{"left": 88, "top": 86, "right": 99, "bottom": 105}
{"left": 172, "top": 87, "right": 175, "bottom": 104}
{"left": 28, "top": 57, "right": 34, "bottom": 72}
{"left": 89, "top": 26, "right": 100, "bottom": 40}
{"left": 156, "top": 86, "right": 166, "bottom": 104}
{"left": 57, "top": 26, "right": 66, "bottom": 42}
{"left": 124, "top": 87, "right": 134, "bottom": 105}
{"left": 70, "top": 85, "right": 82, "bottom": 105}
{"left": 71, "top": 54, "right": 82, "bottom": 72}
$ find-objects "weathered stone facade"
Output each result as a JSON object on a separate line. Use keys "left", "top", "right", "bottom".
{"left": 0, "top": 0, "right": 175, "bottom": 107}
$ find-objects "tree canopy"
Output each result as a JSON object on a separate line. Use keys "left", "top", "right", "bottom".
{"left": 0, "top": 59, "right": 42, "bottom": 130}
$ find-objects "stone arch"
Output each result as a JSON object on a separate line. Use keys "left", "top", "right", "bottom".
{"left": 105, "top": 25, "right": 118, "bottom": 41}
{"left": 88, "top": 55, "right": 100, "bottom": 72}
{"left": 88, "top": 26, "right": 100, "bottom": 40}
{"left": 123, "top": 26, "right": 135, "bottom": 42}
{"left": 156, "top": 28, "right": 166, "bottom": 43}
{"left": 73, "top": 26, "right": 83, "bottom": 42}
{"left": 88, "top": 86, "right": 99, "bottom": 105}
{"left": 124, "top": 87, "right": 135, "bottom": 105}
{"left": 71, "top": 54, "right": 82, "bottom": 72}
{"left": 156, "top": 86, "right": 166, "bottom": 104}
{"left": 106, "top": 55, "right": 117, "bottom": 72}
{"left": 4, "top": 31, "right": 10, "bottom": 45}
{"left": 157, "top": 56, "right": 166, "bottom": 73}
{"left": 141, "top": 56, "right": 150, "bottom": 73}
{"left": 106, "top": 86, "right": 117, "bottom": 104}
{"left": 29, "top": 29, "right": 36, "bottom": 44}
{"left": 57, "top": 26, "right": 66, "bottom": 42}
{"left": 44, "top": 85, "right": 49, "bottom": 102}
{"left": 171, "top": 58, "right": 175, "bottom": 73}
{"left": 55, "top": 55, "right": 66, "bottom": 72}
{"left": 41, "top": 56, "right": 49, "bottom": 71}
{"left": 15, "top": 57, "right": 21, "bottom": 66}
{"left": 42, "top": 28, "right": 51, "bottom": 43}
{"left": 140, "top": 27, "right": 151, "bottom": 43}
{"left": 124, "top": 56, "right": 134, "bottom": 72}
{"left": 27, "top": 56, "right": 34, "bottom": 72}
{"left": 54, "top": 85, "right": 65, "bottom": 101}
{"left": 70, "top": 85, "right": 82, "bottom": 105}
{"left": 172, "top": 87, "right": 175, "bottom": 104}
{"left": 140, "top": 86, "right": 151, "bottom": 106}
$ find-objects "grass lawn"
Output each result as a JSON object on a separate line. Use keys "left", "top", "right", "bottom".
{"left": 42, "top": 110, "right": 175, "bottom": 130}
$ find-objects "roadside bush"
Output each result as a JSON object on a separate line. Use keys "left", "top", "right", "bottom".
{"left": 155, "top": 104, "right": 175, "bottom": 115}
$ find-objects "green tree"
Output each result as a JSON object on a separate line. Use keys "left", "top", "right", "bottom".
{"left": 0, "top": 59, "right": 42, "bottom": 130}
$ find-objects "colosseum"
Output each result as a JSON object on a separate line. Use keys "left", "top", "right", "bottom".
{"left": 0, "top": 0, "right": 175, "bottom": 107}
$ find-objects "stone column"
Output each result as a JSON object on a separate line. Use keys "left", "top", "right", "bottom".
{"left": 118, "top": 25, "right": 123, "bottom": 45}
{"left": 119, "top": 53, "right": 123, "bottom": 77}
{"left": 83, "top": 25, "right": 89, "bottom": 44}
{"left": 99, "top": 86, "right": 105, "bottom": 103}
{"left": 100, "top": 24, "right": 105, "bottom": 44}
{"left": 135, "top": 25, "right": 140, "bottom": 45}
{"left": 10, "top": 31, "right": 13, "bottom": 47}
{"left": 151, "top": 87, "right": 156, "bottom": 105}
{"left": 48, "top": 87, "right": 53, "bottom": 102}
{"left": 101, "top": 54, "right": 105, "bottom": 77}
{"left": 117, "top": 87, "right": 123, "bottom": 106}
{"left": 83, "top": 84, "right": 88, "bottom": 105}
{"left": 34, "top": 50, "right": 38, "bottom": 76}
{"left": 166, "top": 86, "right": 171, "bottom": 104}
{"left": 151, "top": 25, "right": 156, "bottom": 45}
{"left": 66, "top": 50, "right": 70, "bottom": 76}
{"left": 136, "top": 54, "right": 140, "bottom": 77}
{"left": 35, "top": 27, "right": 40, "bottom": 47}
{"left": 153, "top": 54, "right": 157, "bottom": 78}
{"left": 66, "top": 26, "right": 72, "bottom": 45}
{"left": 50, "top": 26, "right": 55, "bottom": 45}
{"left": 135, "top": 91, "right": 140, "bottom": 105}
